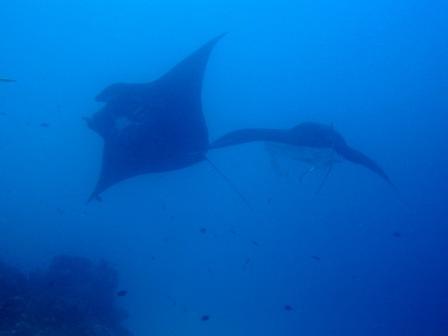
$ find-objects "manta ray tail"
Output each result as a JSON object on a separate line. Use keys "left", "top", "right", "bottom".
{"left": 205, "top": 157, "right": 253, "bottom": 210}
{"left": 210, "top": 128, "right": 286, "bottom": 149}
{"left": 335, "top": 144, "right": 394, "bottom": 187}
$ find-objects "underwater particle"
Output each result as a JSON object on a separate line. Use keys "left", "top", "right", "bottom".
{"left": 392, "top": 231, "right": 402, "bottom": 238}
{"left": 94, "top": 195, "right": 103, "bottom": 202}
{"left": 163, "top": 236, "right": 172, "bottom": 244}
{"left": 251, "top": 240, "right": 260, "bottom": 247}
{"left": 201, "top": 315, "right": 210, "bottom": 321}
{"left": 283, "top": 304, "right": 294, "bottom": 311}
{"left": 200, "top": 227, "right": 207, "bottom": 234}
{"left": 40, "top": 122, "right": 50, "bottom": 128}
{"left": 116, "top": 290, "right": 128, "bottom": 297}
{"left": 242, "top": 257, "right": 251, "bottom": 271}
{"left": 311, "top": 255, "right": 321, "bottom": 261}
{"left": 166, "top": 294, "right": 177, "bottom": 307}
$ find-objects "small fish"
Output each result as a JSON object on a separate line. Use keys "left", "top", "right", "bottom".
{"left": 311, "top": 255, "right": 321, "bottom": 261}
{"left": 200, "top": 227, "right": 207, "bottom": 234}
{"left": 284, "top": 304, "right": 294, "bottom": 311}
{"left": 166, "top": 295, "right": 177, "bottom": 306}
{"left": 40, "top": 122, "right": 50, "bottom": 128}
{"left": 392, "top": 231, "right": 402, "bottom": 238}
{"left": 251, "top": 240, "right": 260, "bottom": 247}
{"left": 242, "top": 257, "right": 251, "bottom": 270}
{"left": 201, "top": 315, "right": 210, "bottom": 321}
{"left": 116, "top": 290, "right": 128, "bottom": 297}
{"left": 0, "top": 78, "right": 15, "bottom": 83}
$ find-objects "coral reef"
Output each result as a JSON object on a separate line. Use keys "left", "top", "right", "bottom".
{"left": 0, "top": 255, "right": 131, "bottom": 336}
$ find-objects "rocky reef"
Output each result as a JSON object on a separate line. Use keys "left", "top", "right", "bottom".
{"left": 0, "top": 255, "right": 131, "bottom": 336}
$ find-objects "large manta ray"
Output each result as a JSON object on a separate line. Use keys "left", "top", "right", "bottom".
{"left": 210, "top": 122, "right": 393, "bottom": 186}
{"left": 86, "top": 35, "right": 224, "bottom": 201}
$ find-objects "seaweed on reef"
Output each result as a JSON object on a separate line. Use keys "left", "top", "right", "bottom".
{"left": 0, "top": 255, "right": 131, "bottom": 336}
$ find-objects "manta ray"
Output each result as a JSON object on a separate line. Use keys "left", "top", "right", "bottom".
{"left": 210, "top": 122, "right": 393, "bottom": 187}
{"left": 86, "top": 35, "right": 226, "bottom": 202}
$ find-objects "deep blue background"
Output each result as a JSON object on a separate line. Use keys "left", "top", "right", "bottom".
{"left": 1, "top": 0, "right": 447, "bottom": 335}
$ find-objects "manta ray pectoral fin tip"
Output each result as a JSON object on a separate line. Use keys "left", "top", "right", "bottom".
{"left": 207, "top": 33, "right": 228, "bottom": 47}
{"left": 86, "top": 194, "right": 96, "bottom": 205}
{"left": 0, "top": 78, "right": 16, "bottom": 83}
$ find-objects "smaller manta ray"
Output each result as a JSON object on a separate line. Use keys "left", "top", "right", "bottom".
{"left": 86, "top": 35, "right": 227, "bottom": 202}
{"left": 210, "top": 122, "right": 393, "bottom": 187}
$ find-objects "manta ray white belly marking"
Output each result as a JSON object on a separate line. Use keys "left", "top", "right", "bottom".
{"left": 264, "top": 142, "right": 341, "bottom": 192}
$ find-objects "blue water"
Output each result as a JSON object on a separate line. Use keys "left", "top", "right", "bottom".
{"left": 1, "top": 1, "right": 447, "bottom": 335}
